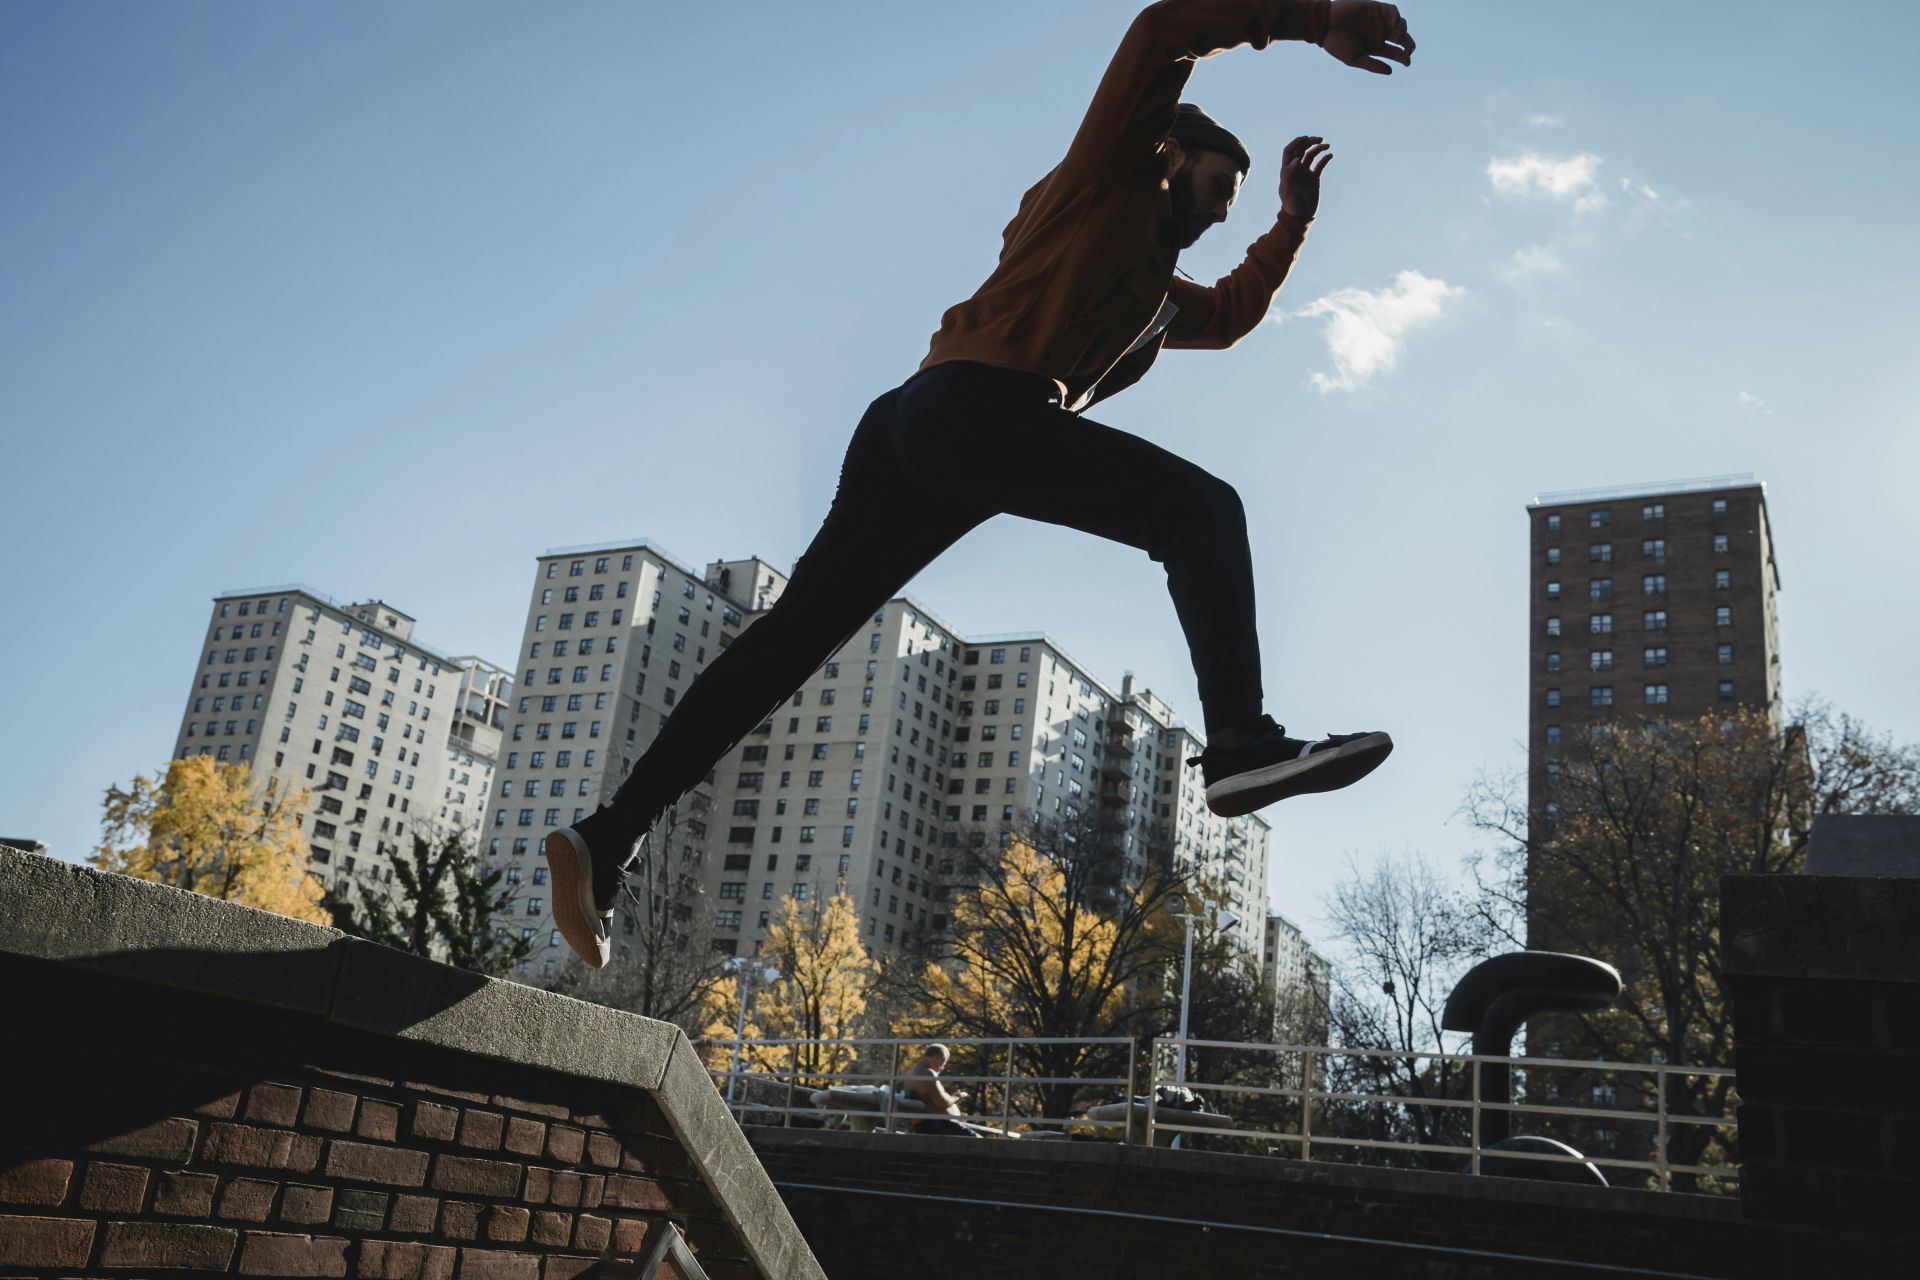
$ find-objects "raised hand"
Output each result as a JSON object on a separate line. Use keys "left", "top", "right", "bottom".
{"left": 1321, "top": 1, "right": 1415, "bottom": 75}
{"left": 1280, "top": 136, "right": 1333, "bottom": 220}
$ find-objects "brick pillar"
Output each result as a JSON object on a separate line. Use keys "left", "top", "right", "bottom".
{"left": 1723, "top": 863, "right": 1920, "bottom": 1238}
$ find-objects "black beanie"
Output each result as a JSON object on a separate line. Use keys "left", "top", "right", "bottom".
{"left": 1169, "top": 102, "right": 1251, "bottom": 173}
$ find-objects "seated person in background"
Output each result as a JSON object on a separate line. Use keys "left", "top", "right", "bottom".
{"left": 904, "top": 1044, "right": 977, "bottom": 1136}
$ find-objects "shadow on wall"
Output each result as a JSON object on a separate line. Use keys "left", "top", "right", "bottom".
{"left": 6, "top": 942, "right": 489, "bottom": 1150}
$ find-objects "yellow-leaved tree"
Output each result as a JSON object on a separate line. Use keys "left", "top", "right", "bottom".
{"left": 699, "top": 891, "right": 874, "bottom": 1084}
{"left": 93, "top": 756, "right": 329, "bottom": 924}
{"left": 758, "top": 891, "right": 872, "bottom": 1080}
{"left": 905, "top": 823, "right": 1183, "bottom": 1121}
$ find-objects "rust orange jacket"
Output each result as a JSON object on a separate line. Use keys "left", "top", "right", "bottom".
{"left": 919, "top": 0, "right": 1332, "bottom": 412}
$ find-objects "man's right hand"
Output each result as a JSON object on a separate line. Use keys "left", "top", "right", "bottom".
{"left": 1320, "top": 1, "right": 1415, "bottom": 75}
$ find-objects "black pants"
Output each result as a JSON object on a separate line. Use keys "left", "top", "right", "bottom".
{"left": 603, "top": 360, "right": 1264, "bottom": 839}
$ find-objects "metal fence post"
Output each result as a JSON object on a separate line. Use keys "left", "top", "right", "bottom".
{"left": 784, "top": 1042, "right": 797, "bottom": 1128}
{"left": 1000, "top": 1039, "right": 1015, "bottom": 1134}
{"left": 1470, "top": 1057, "right": 1482, "bottom": 1176}
{"left": 882, "top": 1041, "right": 900, "bottom": 1134}
{"left": 1300, "top": 1049, "right": 1316, "bottom": 1163}
{"left": 1656, "top": 1065, "right": 1670, "bottom": 1191}
{"left": 1144, "top": 1040, "right": 1159, "bottom": 1148}
{"left": 1124, "top": 1039, "right": 1139, "bottom": 1145}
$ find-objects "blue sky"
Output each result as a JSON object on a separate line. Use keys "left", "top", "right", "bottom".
{"left": 4, "top": 1, "right": 1917, "bottom": 944}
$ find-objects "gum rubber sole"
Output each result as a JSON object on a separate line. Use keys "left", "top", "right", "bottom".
{"left": 1204, "top": 732, "right": 1394, "bottom": 818}
{"left": 543, "top": 827, "right": 609, "bottom": 969}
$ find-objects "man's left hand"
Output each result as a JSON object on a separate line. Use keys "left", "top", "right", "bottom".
{"left": 1280, "top": 135, "right": 1333, "bottom": 220}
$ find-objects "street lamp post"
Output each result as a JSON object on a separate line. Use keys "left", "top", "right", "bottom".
{"left": 1169, "top": 895, "right": 1240, "bottom": 1086}
{"left": 723, "top": 957, "right": 779, "bottom": 1106}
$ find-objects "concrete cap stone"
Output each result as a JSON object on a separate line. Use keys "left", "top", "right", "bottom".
{"left": 656, "top": 1037, "right": 829, "bottom": 1280}
{"left": 1803, "top": 814, "right": 1920, "bottom": 878}
{"left": 331, "top": 937, "right": 678, "bottom": 1091}
{"left": 0, "top": 848, "right": 823, "bottom": 1277}
{"left": 0, "top": 845, "right": 345, "bottom": 1016}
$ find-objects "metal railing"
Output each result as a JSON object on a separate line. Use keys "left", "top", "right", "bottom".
{"left": 1141, "top": 1038, "right": 1737, "bottom": 1193}
{"left": 698, "top": 1036, "right": 1138, "bottom": 1139}
{"left": 703, "top": 1034, "right": 1737, "bottom": 1194}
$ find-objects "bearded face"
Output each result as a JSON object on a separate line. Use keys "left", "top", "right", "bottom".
{"left": 1166, "top": 147, "right": 1245, "bottom": 250}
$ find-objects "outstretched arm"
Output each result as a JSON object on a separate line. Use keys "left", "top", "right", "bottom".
{"left": 1165, "top": 135, "right": 1333, "bottom": 349}
{"left": 1054, "top": 2, "right": 1341, "bottom": 187}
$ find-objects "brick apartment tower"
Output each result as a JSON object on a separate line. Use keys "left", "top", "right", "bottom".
{"left": 1525, "top": 475, "right": 1783, "bottom": 939}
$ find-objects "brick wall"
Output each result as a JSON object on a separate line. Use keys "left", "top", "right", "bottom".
{"left": 0, "top": 953, "right": 757, "bottom": 1279}
{"left": 750, "top": 1129, "right": 1905, "bottom": 1279}
{"left": 1723, "top": 872, "right": 1920, "bottom": 1238}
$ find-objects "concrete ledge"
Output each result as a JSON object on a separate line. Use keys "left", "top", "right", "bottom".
{"left": 0, "top": 848, "right": 825, "bottom": 1280}
{"left": 662, "top": 1039, "right": 826, "bottom": 1280}
{"left": 1724, "top": 873, "right": 1920, "bottom": 983}
{"left": 330, "top": 937, "right": 681, "bottom": 1093}
{"left": 0, "top": 844, "right": 348, "bottom": 1016}
{"left": 1804, "top": 814, "right": 1920, "bottom": 877}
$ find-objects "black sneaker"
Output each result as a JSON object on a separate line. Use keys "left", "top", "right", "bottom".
{"left": 543, "top": 806, "right": 648, "bottom": 970}
{"left": 1186, "top": 714, "right": 1393, "bottom": 817}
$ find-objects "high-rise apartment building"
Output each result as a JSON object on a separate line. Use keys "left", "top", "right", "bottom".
{"left": 1261, "top": 909, "right": 1331, "bottom": 1039}
{"left": 482, "top": 540, "right": 1273, "bottom": 983}
{"left": 171, "top": 588, "right": 511, "bottom": 892}
{"left": 1526, "top": 475, "right": 1781, "bottom": 832}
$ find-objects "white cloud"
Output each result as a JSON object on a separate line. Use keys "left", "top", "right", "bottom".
{"left": 1526, "top": 113, "right": 1564, "bottom": 128}
{"left": 1487, "top": 151, "right": 1607, "bottom": 213}
{"left": 1736, "top": 390, "right": 1770, "bottom": 414}
{"left": 1498, "top": 245, "right": 1565, "bottom": 281}
{"left": 1287, "top": 271, "right": 1465, "bottom": 393}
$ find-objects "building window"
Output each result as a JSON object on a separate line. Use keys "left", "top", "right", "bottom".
{"left": 1713, "top": 533, "right": 1730, "bottom": 554}
{"left": 1644, "top": 647, "right": 1668, "bottom": 667}
{"left": 1545, "top": 616, "right": 1562, "bottom": 637}
{"left": 1717, "top": 642, "right": 1735, "bottom": 664}
{"left": 1590, "top": 686, "right": 1613, "bottom": 707}
{"left": 1643, "top": 574, "right": 1667, "bottom": 596}
{"left": 1716, "top": 606, "right": 1733, "bottom": 627}
{"left": 1588, "top": 579, "right": 1611, "bottom": 600}
{"left": 1546, "top": 547, "right": 1561, "bottom": 565}
{"left": 1715, "top": 569, "right": 1731, "bottom": 590}
{"left": 1642, "top": 539, "right": 1666, "bottom": 560}
{"left": 1545, "top": 725, "right": 1561, "bottom": 745}
{"left": 1712, "top": 498, "right": 1728, "bottom": 516}
{"left": 1545, "top": 653, "right": 1561, "bottom": 673}
{"left": 1546, "top": 689, "right": 1561, "bottom": 708}
{"left": 1642, "top": 502, "right": 1665, "bottom": 521}
{"left": 1644, "top": 684, "right": 1670, "bottom": 706}
{"left": 1589, "top": 650, "right": 1613, "bottom": 671}
{"left": 1718, "top": 680, "right": 1734, "bottom": 701}
{"left": 1588, "top": 508, "right": 1611, "bottom": 529}
{"left": 1644, "top": 610, "right": 1668, "bottom": 631}
{"left": 1590, "top": 613, "right": 1613, "bottom": 635}
{"left": 1588, "top": 543, "right": 1612, "bottom": 563}
{"left": 1546, "top": 581, "right": 1562, "bottom": 600}
{"left": 1546, "top": 513, "right": 1561, "bottom": 533}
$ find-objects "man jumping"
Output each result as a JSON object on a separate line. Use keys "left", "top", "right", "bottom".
{"left": 548, "top": 0, "right": 1415, "bottom": 968}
